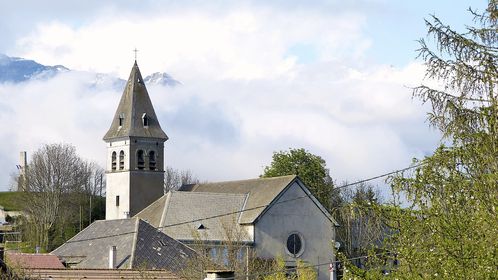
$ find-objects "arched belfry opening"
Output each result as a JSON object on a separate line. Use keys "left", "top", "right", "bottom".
{"left": 149, "top": 151, "right": 156, "bottom": 170}
{"left": 137, "top": 150, "right": 145, "bottom": 170}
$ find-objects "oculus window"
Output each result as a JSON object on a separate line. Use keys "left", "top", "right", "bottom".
{"left": 286, "top": 232, "right": 304, "bottom": 257}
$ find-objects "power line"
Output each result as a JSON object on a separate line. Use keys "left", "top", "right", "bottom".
{"left": 219, "top": 253, "right": 388, "bottom": 280}
{"left": 159, "top": 161, "right": 425, "bottom": 229}
{"left": 58, "top": 162, "right": 425, "bottom": 244}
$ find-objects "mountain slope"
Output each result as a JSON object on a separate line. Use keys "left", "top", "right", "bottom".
{"left": 0, "top": 54, "right": 180, "bottom": 87}
{"left": 0, "top": 54, "right": 68, "bottom": 83}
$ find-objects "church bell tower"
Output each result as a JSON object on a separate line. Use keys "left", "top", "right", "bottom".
{"left": 103, "top": 61, "right": 168, "bottom": 220}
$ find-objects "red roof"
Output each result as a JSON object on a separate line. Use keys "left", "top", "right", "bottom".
{"left": 6, "top": 253, "right": 65, "bottom": 269}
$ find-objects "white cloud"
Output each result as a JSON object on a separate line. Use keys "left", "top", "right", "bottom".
{"left": 15, "top": 6, "right": 368, "bottom": 80}
{"left": 0, "top": 4, "right": 441, "bottom": 194}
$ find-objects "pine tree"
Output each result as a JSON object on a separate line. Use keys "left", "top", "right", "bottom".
{"left": 387, "top": 1, "right": 498, "bottom": 279}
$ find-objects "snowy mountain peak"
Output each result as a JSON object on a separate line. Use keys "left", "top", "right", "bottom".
{"left": 0, "top": 54, "right": 68, "bottom": 83}
{"left": 144, "top": 72, "right": 181, "bottom": 87}
{"left": 0, "top": 54, "right": 181, "bottom": 88}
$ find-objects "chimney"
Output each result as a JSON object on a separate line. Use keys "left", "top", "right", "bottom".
{"left": 109, "top": 246, "right": 117, "bottom": 269}
{"left": 17, "top": 151, "right": 28, "bottom": 191}
{"left": 204, "top": 270, "right": 235, "bottom": 280}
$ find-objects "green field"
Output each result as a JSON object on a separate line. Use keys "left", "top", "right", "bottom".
{"left": 0, "top": 192, "right": 25, "bottom": 211}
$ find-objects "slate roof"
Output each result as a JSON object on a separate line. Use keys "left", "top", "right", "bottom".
{"left": 19, "top": 268, "right": 180, "bottom": 280}
{"left": 52, "top": 218, "right": 196, "bottom": 272}
{"left": 103, "top": 61, "right": 168, "bottom": 141}
{"left": 179, "top": 175, "right": 297, "bottom": 224}
{"left": 135, "top": 191, "right": 251, "bottom": 243}
{"left": 135, "top": 175, "right": 338, "bottom": 243}
{"left": 6, "top": 253, "right": 65, "bottom": 269}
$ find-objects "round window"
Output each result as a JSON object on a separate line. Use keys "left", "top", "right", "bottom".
{"left": 286, "top": 233, "right": 304, "bottom": 257}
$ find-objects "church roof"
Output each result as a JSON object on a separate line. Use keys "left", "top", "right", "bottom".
{"left": 52, "top": 218, "right": 195, "bottom": 271}
{"left": 136, "top": 191, "right": 251, "bottom": 243}
{"left": 181, "top": 175, "right": 298, "bottom": 224}
{"left": 134, "top": 175, "right": 337, "bottom": 243}
{"left": 103, "top": 61, "right": 168, "bottom": 141}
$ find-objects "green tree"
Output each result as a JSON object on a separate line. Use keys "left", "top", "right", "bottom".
{"left": 355, "top": 2, "right": 498, "bottom": 279}
{"left": 262, "top": 148, "right": 338, "bottom": 210}
{"left": 263, "top": 257, "right": 287, "bottom": 280}
{"left": 296, "top": 259, "right": 318, "bottom": 280}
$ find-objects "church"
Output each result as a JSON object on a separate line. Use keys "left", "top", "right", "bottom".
{"left": 53, "top": 61, "right": 337, "bottom": 280}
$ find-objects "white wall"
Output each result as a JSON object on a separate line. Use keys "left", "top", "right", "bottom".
{"left": 254, "top": 181, "right": 335, "bottom": 280}
{"left": 105, "top": 138, "right": 165, "bottom": 220}
{"left": 106, "top": 172, "right": 130, "bottom": 219}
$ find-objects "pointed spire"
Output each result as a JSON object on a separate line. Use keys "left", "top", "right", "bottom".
{"left": 103, "top": 62, "right": 168, "bottom": 141}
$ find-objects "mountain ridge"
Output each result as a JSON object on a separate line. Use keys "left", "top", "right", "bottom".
{"left": 0, "top": 54, "right": 180, "bottom": 87}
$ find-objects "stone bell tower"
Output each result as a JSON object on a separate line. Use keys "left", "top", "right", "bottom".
{"left": 103, "top": 61, "right": 168, "bottom": 220}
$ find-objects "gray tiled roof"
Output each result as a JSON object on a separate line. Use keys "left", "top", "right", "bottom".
{"left": 132, "top": 219, "right": 196, "bottom": 271}
{"left": 134, "top": 176, "right": 301, "bottom": 243}
{"left": 162, "top": 191, "right": 250, "bottom": 242}
{"left": 52, "top": 218, "right": 195, "bottom": 272}
{"left": 135, "top": 191, "right": 251, "bottom": 243}
{"left": 135, "top": 194, "right": 168, "bottom": 227}
{"left": 103, "top": 61, "right": 168, "bottom": 141}
{"left": 181, "top": 175, "right": 297, "bottom": 224}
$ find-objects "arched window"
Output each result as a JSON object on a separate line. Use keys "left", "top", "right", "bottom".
{"left": 137, "top": 150, "right": 145, "bottom": 170}
{"left": 142, "top": 113, "right": 149, "bottom": 127}
{"left": 149, "top": 151, "right": 156, "bottom": 170}
{"left": 119, "top": 151, "right": 125, "bottom": 170}
{"left": 111, "top": 151, "right": 117, "bottom": 171}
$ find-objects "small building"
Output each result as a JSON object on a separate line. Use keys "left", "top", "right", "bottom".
{"left": 6, "top": 252, "right": 65, "bottom": 269}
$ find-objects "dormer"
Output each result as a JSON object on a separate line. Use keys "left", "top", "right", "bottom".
{"left": 118, "top": 113, "right": 125, "bottom": 127}
{"left": 142, "top": 113, "right": 149, "bottom": 127}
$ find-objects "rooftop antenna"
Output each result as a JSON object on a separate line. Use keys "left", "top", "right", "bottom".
{"left": 133, "top": 48, "right": 139, "bottom": 62}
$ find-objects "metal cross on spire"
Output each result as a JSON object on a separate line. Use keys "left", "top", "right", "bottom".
{"left": 133, "top": 48, "right": 139, "bottom": 62}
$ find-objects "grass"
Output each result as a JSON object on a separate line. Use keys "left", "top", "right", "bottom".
{"left": 0, "top": 192, "right": 25, "bottom": 211}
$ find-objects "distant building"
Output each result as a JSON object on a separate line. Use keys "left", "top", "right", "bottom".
{"left": 16, "top": 151, "right": 27, "bottom": 192}
{"left": 6, "top": 252, "right": 65, "bottom": 269}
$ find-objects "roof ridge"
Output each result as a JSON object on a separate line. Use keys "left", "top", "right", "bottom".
{"left": 194, "top": 174, "right": 297, "bottom": 186}
{"left": 159, "top": 192, "right": 172, "bottom": 228}
{"left": 174, "top": 191, "right": 248, "bottom": 197}
{"left": 129, "top": 218, "right": 142, "bottom": 269}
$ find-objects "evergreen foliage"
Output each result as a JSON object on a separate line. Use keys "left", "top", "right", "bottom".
{"left": 346, "top": 1, "right": 498, "bottom": 279}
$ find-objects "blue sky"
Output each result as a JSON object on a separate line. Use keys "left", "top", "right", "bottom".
{"left": 0, "top": 0, "right": 489, "bottom": 193}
